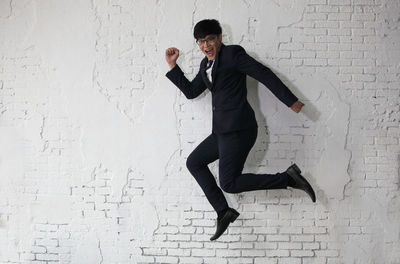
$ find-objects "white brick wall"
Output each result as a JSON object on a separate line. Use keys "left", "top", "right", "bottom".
{"left": 0, "top": 0, "right": 399, "bottom": 263}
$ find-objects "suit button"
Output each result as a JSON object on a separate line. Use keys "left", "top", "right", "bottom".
{"left": 212, "top": 106, "right": 215, "bottom": 111}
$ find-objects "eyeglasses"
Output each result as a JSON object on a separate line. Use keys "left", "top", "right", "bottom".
{"left": 196, "top": 35, "right": 217, "bottom": 46}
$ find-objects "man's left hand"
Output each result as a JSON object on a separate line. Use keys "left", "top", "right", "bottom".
{"left": 290, "top": 101, "right": 304, "bottom": 113}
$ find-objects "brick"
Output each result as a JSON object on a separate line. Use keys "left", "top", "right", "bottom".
{"left": 291, "top": 250, "right": 315, "bottom": 257}
{"left": 316, "top": 51, "right": 339, "bottom": 58}
{"left": 315, "top": 250, "right": 340, "bottom": 257}
{"left": 179, "top": 242, "right": 203, "bottom": 248}
{"left": 279, "top": 43, "right": 304, "bottom": 51}
{"left": 315, "top": 21, "right": 339, "bottom": 28}
{"left": 278, "top": 242, "right": 302, "bottom": 249}
{"left": 243, "top": 219, "right": 267, "bottom": 226}
{"left": 316, "top": 36, "right": 339, "bottom": 43}
{"left": 309, "top": 0, "right": 327, "bottom": 4}
{"left": 266, "top": 250, "right": 290, "bottom": 257}
{"left": 229, "top": 242, "right": 254, "bottom": 249}
{"left": 279, "top": 258, "right": 301, "bottom": 264}
{"left": 228, "top": 258, "right": 253, "bottom": 264}
{"left": 142, "top": 248, "right": 166, "bottom": 256}
{"left": 329, "top": 0, "right": 351, "bottom": 4}
{"left": 317, "top": 5, "right": 339, "bottom": 12}
{"left": 354, "top": 0, "right": 375, "bottom": 3}
{"left": 242, "top": 250, "right": 266, "bottom": 257}
{"left": 352, "top": 28, "right": 376, "bottom": 36}
{"left": 304, "top": 58, "right": 327, "bottom": 66}
{"left": 35, "top": 254, "right": 59, "bottom": 261}
{"left": 340, "top": 51, "right": 363, "bottom": 59}
{"left": 241, "top": 234, "right": 258, "bottom": 241}
{"left": 303, "top": 257, "right": 327, "bottom": 264}
{"left": 216, "top": 250, "right": 241, "bottom": 257}
{"left": 303, "top": 227, "right": 327, "bottom": 234}
{"left": 46, "top": 246, "right": 71, "bottom": 254}
{"left": 191, "top": 249, "right": 215, "bottom": 257}
{"left": 304, "top": 13, "right": 327, "bottom": 20}
{"left": 303, "top": 242, "right": 321, "bottom": 250}
{"left": 305, "top": 43, "right": 327, "bottom": 50}
{"left": 352, "top": 13, "right": 376, "bottom": 21}
{"left": 293, "top": 50, "right": 316, "bottom": 58}
{"left": 328, "top": 28, "right": 351, "bottom": 36}
{"left": 328, "top": 13, "right": 351, "bottom": 20}
{"left": 279, "top": 227, "right": 302, "bottom": 234}
{"left": 255, "top": 242, "right": 278, "bottom": 249}
{"left": 178, "top": 257, "right": 202, "bottom": 264}
{"left": 267, "top": 235, "right": 290, "bottom": 242}
{"left": 203, "top": 257, "right": 227, "bottom": 264}
{"left": 155, "top": 256, "right": 179, "bottom": 264}
{"left": 292, "top": 235, "right": 315, "bottom": 242}
{"left": 304, "top": 28, "right": 328, "bottom": 36}
{"left": 167, "top": 234, "right": 191, "bottom": 241}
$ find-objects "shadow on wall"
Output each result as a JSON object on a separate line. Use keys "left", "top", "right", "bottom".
{"left": 243, "top": 45, "right": 351, "bottom": 201}
{"left": 245, "top": 68, "right": 333, "bottom": 205}
{"left": 219, "top": 23, "right": 326, "bottom": 203}
{"left": 245, "top": 50, "right": 321, "bottom": 160}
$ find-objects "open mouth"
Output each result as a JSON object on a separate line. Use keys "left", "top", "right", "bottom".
{"left": 205, "top": 48, "right": 214, "bottom": 56}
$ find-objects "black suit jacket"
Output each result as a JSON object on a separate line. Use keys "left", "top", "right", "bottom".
{"left": 166, "top": 44, "right": 298, "bottom": 134}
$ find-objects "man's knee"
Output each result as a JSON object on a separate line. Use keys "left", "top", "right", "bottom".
{"left": 186, "top": 153, "right": 202, "bottom": 173}
{"left": 219, "top": 168, "right": 242, "bottom": 193}
{"left": 220, "top": 180, "right": 239, "bottom": 194}
{"left": 186, "top": 155, "right": 195, "bottom": 172}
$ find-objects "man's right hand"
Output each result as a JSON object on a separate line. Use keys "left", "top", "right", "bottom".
{"left": 165, "top": 47, "right": 179, "bottom": 69}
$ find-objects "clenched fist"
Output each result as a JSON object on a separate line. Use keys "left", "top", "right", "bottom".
{"left": 165, "top": 47, "right": 179, "bottom": 69}
{"left": 290, "top": 101, "right": 304, "bottom": 113}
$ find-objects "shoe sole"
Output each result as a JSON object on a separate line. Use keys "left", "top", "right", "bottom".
{"left": 230, "top": 211, "right": 240, "bottom": 223}
{"left": 210, "top": 210, "right": 240, "bottom": 241}
{"left": 290, "top": 163, "right": 301, "bottom": 174}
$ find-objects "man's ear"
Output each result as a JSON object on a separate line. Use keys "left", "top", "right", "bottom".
{"left": 218, "top": 33, "right": 222, "bottom": 42}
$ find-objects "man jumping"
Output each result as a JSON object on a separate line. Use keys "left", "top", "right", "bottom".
{"left": 165, "top": 19, "right": 316, "bottom": 241}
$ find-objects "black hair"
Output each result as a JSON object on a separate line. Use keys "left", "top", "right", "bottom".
{"left": 193, "top": 19, "right": 222, "bottom": 40}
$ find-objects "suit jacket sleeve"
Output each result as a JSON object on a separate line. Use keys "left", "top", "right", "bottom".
{"left": 165, "top": 65, "right": 207, "bottom": 99}
{"left": 233, "top": 46, "right": 298, "bottom": 107}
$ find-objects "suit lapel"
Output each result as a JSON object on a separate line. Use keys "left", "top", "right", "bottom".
{"left": 200, "top": 44, "right": 225, "bottom": 90}
{"left": 211, "top": 43, "right": 224, "bottom": 89}
{"left": 200, "top": 59, "right": 212, "bottom": 90}
{"left": 211, "top": 57, "right": 218, "bottom": 89}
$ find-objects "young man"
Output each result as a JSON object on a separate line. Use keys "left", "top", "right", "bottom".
{"left": 165, "top": 19, "right": 316, "bottom": 241}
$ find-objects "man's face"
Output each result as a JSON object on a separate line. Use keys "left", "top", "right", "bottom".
{"left": 197, "top": 34, "right": 222, "bottom": 60}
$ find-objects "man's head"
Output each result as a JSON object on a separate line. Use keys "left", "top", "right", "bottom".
{"left": 194, "top": 19, "right": 222, "bottom": 61}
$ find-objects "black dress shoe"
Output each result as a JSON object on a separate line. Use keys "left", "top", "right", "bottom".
{"left": 210, "top": 208, "right": 240, "bottom": 241}
{"left": 286, "top": 163, "right": 316, "bottom": 202}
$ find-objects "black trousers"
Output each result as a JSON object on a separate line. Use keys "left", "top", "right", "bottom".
{"left": 186, "top": 127, "right": 289, "bottom": 213}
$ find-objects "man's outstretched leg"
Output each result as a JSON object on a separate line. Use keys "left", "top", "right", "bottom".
{"left": 186, "top": 129, "right": 316, "bottom": 241}
{"left": 218, "top": 128, "right": 290, "bottom": 193}
{"left": 210, "top": 128, "right": 316, "bottom": 240}
{"left": 217, "top": 127, "right": 315, "bottom": 202}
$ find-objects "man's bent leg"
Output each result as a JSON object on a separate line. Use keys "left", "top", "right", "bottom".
{"left": 186, "top": 133, "right": 229, "bottom": 213}
{"left": 218, "top": 128, "right": 289, "bottom": 193}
